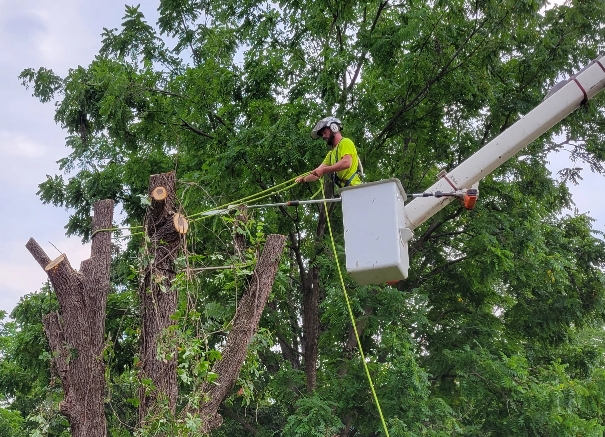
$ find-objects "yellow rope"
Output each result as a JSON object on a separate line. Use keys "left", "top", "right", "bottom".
{"left": 91, "top": 174, "right": 391, "bottom": 434}
{"left": 90, "top": 172, "right": 311, "bottom": 238}
{"left": 321, "top": 181, "right": 391, "bottom": 437}
{"left": 189, "top": 181, "right": 300, "bottom": 224}
{"left": 238, "top": 181, "right": 299, "bottom": 206}
{"left": 90, "top": 226, "right": 144, "bottom": 238}
{"left": 187, "top": 172, "right": 310, "bottom": 221}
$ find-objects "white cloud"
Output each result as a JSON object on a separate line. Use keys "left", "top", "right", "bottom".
{"left": 0, "top": 130, "right": 47, "bottom": 158}
{"left": 0, "top": 262, "right": 48, "bottom": 310}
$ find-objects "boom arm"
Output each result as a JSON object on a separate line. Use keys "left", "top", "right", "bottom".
{"left": 404, "top": 55, "right": 605, "bottom": 231}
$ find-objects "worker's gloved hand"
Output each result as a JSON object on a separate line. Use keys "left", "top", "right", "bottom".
{"left": 296, "top": 169, "right": 322, "bottom": 183}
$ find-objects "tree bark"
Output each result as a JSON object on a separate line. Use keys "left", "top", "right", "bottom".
{"left": 302, "top": 263, "right": 321, "bottom": 392}
{"left": 302, "top": 180, "right": 333, "bottom": 392}
{"left": 197, "top": 234, "right": 286, "bottom": 433}
{"left": 138, "top": 171, "right": 181, "bottom": 424}
{"left": 26, "top": 199, "right": 114, "bottom": 437}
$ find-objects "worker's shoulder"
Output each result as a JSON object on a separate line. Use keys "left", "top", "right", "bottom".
{"left": 339, "top": 137, "right": 357, "bottom": 150}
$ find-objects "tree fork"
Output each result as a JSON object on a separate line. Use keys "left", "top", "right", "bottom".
{"left": 26, "top": 199, "right": 114, "bottom": 437}
{"left": 196, "top": 233, "right": 286, "bottom": 433}
{"left": 138, "top": 171, "right": 181, "bottom": 424}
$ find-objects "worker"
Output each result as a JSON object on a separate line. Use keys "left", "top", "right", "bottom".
{"left": 295, "top": 116, "right": 362, "bottom": 187}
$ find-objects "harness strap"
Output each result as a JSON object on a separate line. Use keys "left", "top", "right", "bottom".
{"left": 343, "top": 171, "right": 359, "bottom": 187}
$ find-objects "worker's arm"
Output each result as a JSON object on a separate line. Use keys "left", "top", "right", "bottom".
{"left": 296, "top": 164, "right": 328, "bottom": 183}
{"left": 296, "top": 155, "right": 352, "bottom": 183}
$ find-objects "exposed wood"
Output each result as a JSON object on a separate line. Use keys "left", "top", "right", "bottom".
{"left": 26, "top": 199, "right": 114, "bottom": 437}
{"left": 197, "top": 234, "right": 286, "bottom": 434}
{"left": 152, "top": 186, "right": 168, "bottom": 201}
{"left": 173, "top": 213, "right": 189, "bottom": 234}
{"left": 138, "top": 171, "right": 181, "bottom": 425}
{"left": 44, "top": 254, "right": 66, "bottom": 271}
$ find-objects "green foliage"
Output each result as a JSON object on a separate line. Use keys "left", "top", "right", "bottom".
{"left": 0, "top": 288, "right": 72, "bottom": 436}
{"left": 11, "top": 0, "right": 605, "bottom": 435}
{"left": 0, "top": 408, "right": 24, "bottom": 437}
{"left": 282, "top": 395, "right": 344, "bottom": 437}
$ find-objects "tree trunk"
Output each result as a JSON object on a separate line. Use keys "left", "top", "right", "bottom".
{"left": 302, "top": 265, "right": 320, "bottom": 392}
{"left": 138, "top": 171, "right": 181, "bottom": 424}
{"left": 197, "top": 234, "right": 286, "bottom": 433}
{"left": 302, "top": 180, "right": 333, "bottom": 392}
{"left": 26, "top": 199, "right": 114, "bottom": 437}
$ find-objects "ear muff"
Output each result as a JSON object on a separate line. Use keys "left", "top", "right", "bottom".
{"left": 329, "top": 122, "right": 340, "bottom": 133}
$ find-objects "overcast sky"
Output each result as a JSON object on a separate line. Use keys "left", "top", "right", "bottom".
{"left": 0, "top": 0, "right": 602, "bottom": 314}
{"left": 0, "top": 0, "right": 158, "bottom": 313}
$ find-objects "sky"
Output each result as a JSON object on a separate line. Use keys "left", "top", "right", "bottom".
{"left": 0, "top": 0, "right": 159, "bottom": 313}
{"left": 0, "top": 0, "right": 602, "bottom": 315}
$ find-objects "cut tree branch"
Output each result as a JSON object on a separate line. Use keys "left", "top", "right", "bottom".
{"left": 26, "top": 199, "right": 114, "bottom": 437}
{"left": 196, "top": 234, "right": 286, "bottom": 433}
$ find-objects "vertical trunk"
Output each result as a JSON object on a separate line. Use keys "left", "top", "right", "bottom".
{"left": 26, "top": 199, "right": 114, "bottom": 437}
{"left": 302, "top": 267, "right": 320, "bottom": 392}
{"left": 302, "top": 180, "right": 332, "bottom": 392}
{"left": 197, "top": 234, "right": 286, "bottom": 433}
{"left": 268, "top": 299, "right": 301, "bottom": 370}
{"left": 138, "top": 171, "right": 181, "bottom": 423}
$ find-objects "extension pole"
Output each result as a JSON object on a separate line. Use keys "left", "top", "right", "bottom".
{"left": 244, "top": 198, "right": 342, "bottom": 209}
{"left": 195, "top": 198, "right": 342, "bottom": 218}
{"left": 408, "top": 191, "right": 461, "bottom": 198}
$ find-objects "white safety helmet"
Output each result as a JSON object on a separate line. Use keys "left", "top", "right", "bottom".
{"left": 310, "top": 116, "right": 342, "bottom": 139}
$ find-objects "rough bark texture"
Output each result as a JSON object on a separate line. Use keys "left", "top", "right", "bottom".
{"left": 198, "top": 234, "right": 286, "bottom": 434}
{"left": 138, "top": 171, "right": 181, "bottom": 424}
{"left": 26, "top": 199, "right": 114, "bottom": 437}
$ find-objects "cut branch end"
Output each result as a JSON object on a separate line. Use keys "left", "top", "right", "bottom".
{"left": 173, "top": 213, "right": 189, "bottom": 234}
{"left": 152, "top": 186, "right": 168, "bottom": 201}
{"left": 45, "top": 254, "right": 66, "bottom": 271}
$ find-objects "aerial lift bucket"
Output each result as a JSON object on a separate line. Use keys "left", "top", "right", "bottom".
{"left": 340, "top": 179, "right": 413, "bottom": 286}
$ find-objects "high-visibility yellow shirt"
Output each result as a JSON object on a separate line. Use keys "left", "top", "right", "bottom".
{"left": 322, "top": 137, "right": 361, "bottom": 187}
